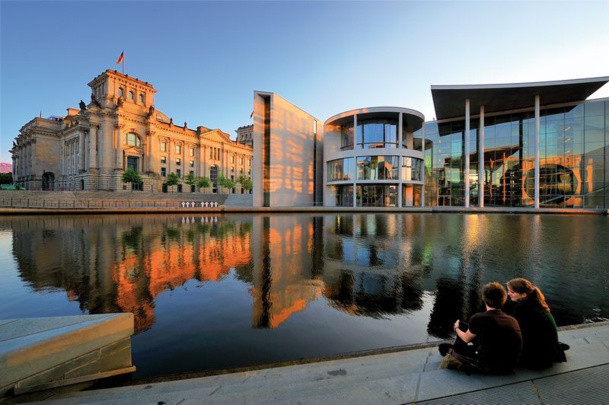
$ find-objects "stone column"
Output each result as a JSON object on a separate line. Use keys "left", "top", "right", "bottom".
{"left": 90, "top": 125, "right": 98, "bottom": 169}
{"left": 114, "top": 124, "right": 123, "bottom": 169}
{"left": 80, "top": 130, "right": 87, "bottom": 172}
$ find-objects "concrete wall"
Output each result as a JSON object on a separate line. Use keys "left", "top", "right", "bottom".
{"left": 252, "top": 92, "right": 323, "bottom": 207}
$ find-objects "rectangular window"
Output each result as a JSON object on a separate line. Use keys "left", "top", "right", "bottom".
{"left": 161, "top": 167, "right": 166, "bottom": 177}
{"left": 176, "top": 158, "right": 181, "bottom": 166}
{"left": 231, "top": 155, "right": 235, "bottom": 163}
{"left": 161, "top": 142, "right": 167, "bottom": 152}
{"left": 328, "top": 158, "right": 353, "bottom": 181}
{"left": 190, "top": 147, "right": 195, "bottom": 156}
{"left": 239, "top": 156, "right": 244, "bottom": 165}
{"left": 341, "top": 124, "right": 354, "bottom": 150}
{"left": 161, "top": 156, "right": 167, "bottom": 164}
{"left": 127, "top": 156, "right": 138, "bottom": 171}
{"left": 176, "top": 169, "right": 181, "bottom": 177}
{"left": 176, "top": 144, "right": 182, "bottom": 154}
{"left": 357, "top": 155, "right": 398, "bottom": 180}
{"left": 189, "top": 160, "right": 194, "bottom": 167}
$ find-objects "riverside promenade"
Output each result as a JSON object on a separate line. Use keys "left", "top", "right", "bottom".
{"left": 3, "top": 191, "right": 608, "bottom": 404}
{"left": 8, "top": 322, "right": 609, "bottom": 405}
{"left": 1, "top": 190, "right": 607, "bottom": 215}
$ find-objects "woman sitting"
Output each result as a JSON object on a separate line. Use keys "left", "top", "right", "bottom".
{"left": 505, "top": 278, "right": 567, "bottom": 369}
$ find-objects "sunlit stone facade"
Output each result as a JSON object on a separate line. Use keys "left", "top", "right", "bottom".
{"left": 10, "top": 70, "right": 253, "bottom": 193}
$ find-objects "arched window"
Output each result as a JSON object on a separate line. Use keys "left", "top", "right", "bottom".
{"left": 126, "top": 133, "right": 141, "bottom": 147}
{"left": 118, "top": 87, "right": 124, "bottom": 97}
{"left": 129, "top": 91, "right": 134, "bottom": 100}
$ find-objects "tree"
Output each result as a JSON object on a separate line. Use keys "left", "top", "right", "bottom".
{"left": 184, "top": 172, "right": 197, "bottom": 192}
{"left": 237, "top": 174, "right": 253, "bottom": 193}
{"left": 164, "top": 172, "right": 181, "bottom": 192}
{"left": 197, "top": 176, "right": 211, "bottom": 193}
{"left": 0, "top": 172, "right": 13, "bottom": 185}
{"left": 217, "top": 174, "right": 235, "bottom": 194}
{"left": 121, "top": 168, "right": 142, "bottom": 191}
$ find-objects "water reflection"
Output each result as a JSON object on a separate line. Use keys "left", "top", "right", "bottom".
{"left": 2, "top": 213, "right": 608, "bottom": 378}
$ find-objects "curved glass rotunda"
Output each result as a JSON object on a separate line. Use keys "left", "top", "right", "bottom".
{"left": 323, "top": 107, "right": 429, "bottom": 207}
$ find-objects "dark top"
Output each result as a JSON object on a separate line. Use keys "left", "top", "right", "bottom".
{"left": 505, "top": 298, "right": 566, "bottom": 369}
{"left": 468, "top": 309, "right": 523, "bottom": 374}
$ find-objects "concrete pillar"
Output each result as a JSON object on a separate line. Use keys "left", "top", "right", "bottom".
{"left": 535, "top": 95, "right": 540, "bottom": 209}
{"left": 398, "top": 112, "right": 403, "bottom": 148}
{"left": 464, "top": 99, "right": 470, "bottom": 208}
{"left": 353, "top": 114, "right": 358, "bottom": 208}
{"left": 478, "top": 105, "right": 485, "bottom": 207}
{"left": 421, "top": 123, "right": 426, "bottom": 207}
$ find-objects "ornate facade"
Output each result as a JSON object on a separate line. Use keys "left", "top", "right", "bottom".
{"left": 10, "top": 70, "right": 253, "bottom": 193}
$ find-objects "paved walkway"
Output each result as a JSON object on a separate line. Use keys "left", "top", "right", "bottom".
{"left": 9, "top": 322, "right": 609, "bottom": 404}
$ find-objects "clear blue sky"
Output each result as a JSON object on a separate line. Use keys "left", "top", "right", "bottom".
{"left": 2, "top": 0, "right": 609, "bottom": 165}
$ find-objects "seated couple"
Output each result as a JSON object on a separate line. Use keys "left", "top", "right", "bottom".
{"left": 439, "top": 279, "right": 567, "bottom": 374}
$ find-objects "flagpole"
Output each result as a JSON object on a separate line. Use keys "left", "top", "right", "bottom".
{"left": 116, "top": 51, "right": 125, "bottom": 74}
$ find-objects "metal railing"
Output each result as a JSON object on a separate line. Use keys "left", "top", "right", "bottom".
{"left": 0, "top": 199, "right": 199, "bottom": 209}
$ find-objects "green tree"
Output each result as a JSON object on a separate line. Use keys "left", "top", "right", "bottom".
{"left": 197, "top": 176, "right": 211, "bottom": 193}
{"left": 164, "top": 172, "right": 181, "bottom": 192}
{"left": 217, "top": 174, "right": 235, "bottom": 194}
{"left": 237, "top": 174, "right": 253, "bottom": 193}
{"left": 0, "top": 172, "right": 13, "bottom": 185}
{"left": 184, "top": 172, "right": 197, "bottom": 192}
{"left": 121, "top": 168, "right": 142, "bottom": 191}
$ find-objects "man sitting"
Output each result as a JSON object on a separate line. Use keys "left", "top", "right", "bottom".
{"left": 439, "top": 282, "right": 523, "bottom": 374}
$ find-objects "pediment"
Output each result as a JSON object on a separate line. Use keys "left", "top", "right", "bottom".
{"left": 202, "top": 129, "right": 232, "bottom": 143}
{"left": 124, "top": 146, "right": 143, "bottom": 155}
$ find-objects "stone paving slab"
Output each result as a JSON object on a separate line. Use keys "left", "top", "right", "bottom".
{"left": 11, "top": 322, "right": 609, "bottom": 405}
{"left": 0, "top": 314, "right": 135, "bottom": 396}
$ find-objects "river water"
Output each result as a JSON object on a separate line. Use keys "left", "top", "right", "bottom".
{"left": 1, "top": 213, "right": 608, "bottom": 379}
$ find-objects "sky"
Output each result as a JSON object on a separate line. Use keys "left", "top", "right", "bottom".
{"left": 1, "top": 0, "right": 609, "bottom": 165}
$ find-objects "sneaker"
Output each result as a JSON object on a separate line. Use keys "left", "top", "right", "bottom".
{"left": 439, "top": 343, "right": 454, "bottom": 357}
{"left": 559, "top": 342, "right": 570, "bottom": 351}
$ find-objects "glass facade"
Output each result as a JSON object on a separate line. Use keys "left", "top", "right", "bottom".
{"left": 326, "top": 109, "right": 426, "bottom": 208}
{"left": 357, "top": 120, "right": 398, "bottom": 149}
{"left": 357, "top": 155, "right": 399, "bottom": 180}
{"left": 356, "top": 185, "right": 397, "bottom": 207}
{"left": 424, "top": 99, "right": 608, "bottom": 208}
{"left": 328, "top": 158, "right": 354, "bottom": 181}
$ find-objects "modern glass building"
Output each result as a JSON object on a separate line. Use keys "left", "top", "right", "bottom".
{"left": 323, "top": 107, "right": 428, "bottom": 207}
{"left": 320, "top": 77, "right": 609, "bottom": 209}
{"left": 425, "top": 77, "right": 609, "bottom": 209}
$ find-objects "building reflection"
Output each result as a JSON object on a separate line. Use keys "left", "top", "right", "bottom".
{"left": 9, "top": 215, "right": 253, "bottom": 333}
{"left": 7, "top": 212, "right": 605, "bottom": 340}
{"left": 8, "top": 214, "right": 445, "bottom": 335}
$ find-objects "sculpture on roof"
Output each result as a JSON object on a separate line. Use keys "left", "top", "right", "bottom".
{"left": 90, "top": 94, "right": 101, "bottom": 108}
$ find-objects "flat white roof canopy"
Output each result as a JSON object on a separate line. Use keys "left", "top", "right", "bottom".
{"left": 431, "top": 76, "right": 609, "bottom": 120}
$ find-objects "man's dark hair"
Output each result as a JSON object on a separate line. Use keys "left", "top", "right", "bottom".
{"left": 481, "top": 282, "right": 507, "bottom": 309}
